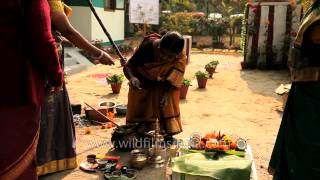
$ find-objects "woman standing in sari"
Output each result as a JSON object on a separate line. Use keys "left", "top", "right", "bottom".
{"left": 0, "top": 0, "right": 63, "bottom": 179}
{"left": 124, "top": 31, "right": 186, "bottom": 140}
{"left": 36, "top": 0, "right": 114, "bottom": 176}
{"left": 268, "top": 0, "right": 320, "bottom": 179}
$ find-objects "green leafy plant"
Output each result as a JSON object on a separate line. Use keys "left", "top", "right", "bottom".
{"left": 205, "top": 60, "right": 219, "bottom": 69}
{"left": 195, "top": 71, "right": 209, "bottom": 78}
{"left": 104, "top": 44, "right": 134, "bottom": 55}
{"left": 240, "top": 4, "right": 249, "bottom": 51}
{"left": 106, "top": 74, "right": 125, "bottom": 84}
{"left": 182, "top": 79, "right": 192, "bottom": 86}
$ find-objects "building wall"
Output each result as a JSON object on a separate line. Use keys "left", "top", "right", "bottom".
{"left": 67, "top": 6, "right": 92, "bottom": 40}
{"left": 65, "top": 0, "right": 124, "bottom": 45}
{"left": 91, "top": 8, "right": 125, "bottom": 43}
{"left": 244, "top": 2, "right": 302, "bottom": 69}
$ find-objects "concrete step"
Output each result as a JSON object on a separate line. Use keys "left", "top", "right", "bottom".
{"left": 63, "top": 47, "right": 94, "bottom": 75}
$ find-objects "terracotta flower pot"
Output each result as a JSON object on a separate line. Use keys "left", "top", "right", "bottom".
{"left": 196, "top": 77, "right": 208, "bottom": 88}
{"left": 180, "top": 85, "right": 189, "bottom": 99}
{"left": 110, "top": 83, "right": 122, "bottom": 94}
{"left": 205, "top": 67, "right": 216, "bottom": 78}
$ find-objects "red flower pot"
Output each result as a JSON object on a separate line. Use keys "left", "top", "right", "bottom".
{"left": 205, "top": 67, "right": 216, "bottom": 78}
{"left": 110, "top": 83, "right": 122, "bottom": 94}
{"left": 180, "top": 85, "right": 189, "bottom": 99}
{"left": 196, "top": 77, "right": 208, "bottom": 88}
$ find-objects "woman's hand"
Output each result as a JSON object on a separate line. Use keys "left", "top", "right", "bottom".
{"left": 129, "top": 77, "right": 141, "bottom": 89}
{"left": 50, "top": 11, "right": 115, "bottom": 66}
{"left": 50, "top": 86, "right": 63, "bottom": 93}
{"left": 160, "top": 95, "right": 168, "bottom": 108}
{"left": 160, "top": 85, "right": 173, "bottom": 108}
{"left": 98, "top": 52, "right": 115, "bottom": 65}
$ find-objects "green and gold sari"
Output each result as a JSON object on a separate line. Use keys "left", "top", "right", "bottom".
{"left": 269, "top": 1, "right": 320, "bottom": 179}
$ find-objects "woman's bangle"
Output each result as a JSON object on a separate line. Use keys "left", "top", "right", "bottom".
{"left": 93, "top": 50, "right": 104, "bottom": 60}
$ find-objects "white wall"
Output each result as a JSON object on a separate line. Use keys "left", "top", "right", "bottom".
{"left": 257, "top": 5, "right": 269, "bottom": 66}
{"left": 67, "top": 6, "right": 124, "bottom": 43}
{"left": 273, "top": 5, "right": 288, "bottom": 63}
{"left": 244, "top": 2, "right": 303, "bottom": 68}
{"left": 91, "top": 8, "right": 125, "bottom": 42}
{"left": 67, "top": 6, "right": 92, "bottom": 40}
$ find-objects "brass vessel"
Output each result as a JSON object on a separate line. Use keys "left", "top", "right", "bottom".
{"left": 129, "top": 149, "right": 147, "bottom": 170}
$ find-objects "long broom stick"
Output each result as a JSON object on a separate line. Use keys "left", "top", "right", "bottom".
{"left": 85, "top": 0, "right": 127, "bottom": 66}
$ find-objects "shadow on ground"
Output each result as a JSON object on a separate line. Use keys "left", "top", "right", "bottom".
{"left": 240, "top": 69, "right": 290, "bottom": 98}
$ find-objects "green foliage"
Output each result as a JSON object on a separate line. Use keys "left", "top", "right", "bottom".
{"left": 195, "top": 70, "right": 209, "bottom": 78}
{"left": 106, "top": 74, "right": 125, "bottom": 84}
{"left": 191, "top": 16, "right": 216, "bottom": 36}
{"left": 211, "top": 19, "right": 229, "bottom": 40}
{"left": 160, "top": 13, "right": 194, "bottom": 35}
{"left": 159, "top": 0, "right": 246, "bottom": 37}
{"left": 104, "top": 44, "right": 134, "bottom": 55}
{"left": 160, "top": 13, "right": 229, "bottom": 37}
{"left": 229, "top": 15, "right": 243, "bottom": 32}
{"left": 205, "top": 60, "right": 219, "bottom": 69}
{"left": 182, "top": 79, "right": 192, "bottom": 86}
{"left": 190, "top": 0, "right": 245, "bottom": 17}
{"left": 161, "top": 0, "right": 196, "bottom": 13}
{"left": 128, "top": 0, "right": 247, "bottom": 48}
{"left": 240, "top": 4, "right": 248, "bottom": 51}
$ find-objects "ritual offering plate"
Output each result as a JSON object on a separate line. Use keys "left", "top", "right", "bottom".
{"left": 79, "top": 161, "right": 99, "bottom": 172}
{"left": 185, "top": 131, "right": 247, "bottom": 157}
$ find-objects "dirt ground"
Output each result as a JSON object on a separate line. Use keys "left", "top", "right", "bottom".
{"left": 40, "top": 52, "right": 291, "bottom": 180}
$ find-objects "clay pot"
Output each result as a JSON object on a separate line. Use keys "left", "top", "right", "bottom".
{"left": 196, "top": 77, "right": 208, "bottom": 88}
{"left": 110, "top": 83, "right": 122, "bottom": 94}
{"left": 180, "top": 85, "right": 189, "bottom": 99}
{"left": 84, "top": 108, "right": 108, "bottom": 122}
{"left": 205, "top": 67, "right": 216, "bottom": 78}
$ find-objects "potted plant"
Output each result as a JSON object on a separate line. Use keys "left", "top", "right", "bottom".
{"left": 205, "top": 60, "right": 219, "bottom": 78}
{"left": 180, "top": 79, "right": 192, "bottom": 99}
{"left": 106, "top": 74, "right": 125, "bottom": 94}
{"left": 195, "top": 71, "right": 209, "bottom": 88}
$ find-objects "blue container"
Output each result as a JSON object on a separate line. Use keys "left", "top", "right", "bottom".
{"left": 116, "top": 104, "right": 127, "bottom": 116}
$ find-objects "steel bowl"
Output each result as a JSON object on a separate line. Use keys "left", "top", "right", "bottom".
{"left": 96, "top": 159, "right": 108, "bottom": 168}
{"left": 100, "top": 101, "right": 116, "bottom": 113}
